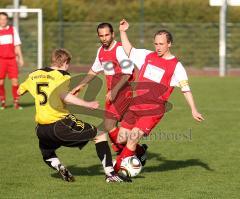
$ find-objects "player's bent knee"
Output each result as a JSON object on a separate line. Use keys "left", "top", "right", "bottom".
{"left": 117, "top": 127, "right": 130, "bottom": 144}
{"left": 11, "top": 78, "right": 18, "bottom": 86}
{"left": 132, "top": 127, "right": 145, "bottom": 137}
{"left": 128, "top": 128, "right": 145, "bottom": 143}
{"left": 94, "top": 130, "right": 107, "bottom": 143}
{"left": 128, "top": 136, "right": 139, "bottom": 145}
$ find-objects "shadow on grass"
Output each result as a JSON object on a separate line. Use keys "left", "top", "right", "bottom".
{"left": 143, "top": 151, "right": 214, "bottom": 173}
{"left": 51, "top": 164, "right": 104, "bottom": 179}
{"left": 1, "top": 102, "right": 34, "bottom": 109}
{"left": 51, "top": 164, "right": 146, "bottom": 180}
{"left": 0, "top": 102, "right": 35, "bottom": 109}
{"left": 20, "top": 102, "right": 35, "bottom": 108}
{"left": 51, "top": 151, "right": 213, "bottom": 179}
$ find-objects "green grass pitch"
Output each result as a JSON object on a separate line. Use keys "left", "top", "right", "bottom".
{"left": 0, "top": 74, "right": 240, "bottom": 199}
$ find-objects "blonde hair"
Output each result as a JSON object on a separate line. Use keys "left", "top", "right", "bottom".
{"left": 51, "top": 48, "right": 72, "bottom": 67}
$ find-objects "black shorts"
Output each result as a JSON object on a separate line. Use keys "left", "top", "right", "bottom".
{"left": 36, "top": 114, "right": 97, "bottom": 151}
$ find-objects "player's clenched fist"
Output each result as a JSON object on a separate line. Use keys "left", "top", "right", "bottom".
{"left": 119, "top": 19, "right": 129, "bottom": 32}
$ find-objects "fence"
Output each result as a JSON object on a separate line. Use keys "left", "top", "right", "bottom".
{"left": 18, "top": 21, "right": 240, "bottom": 69}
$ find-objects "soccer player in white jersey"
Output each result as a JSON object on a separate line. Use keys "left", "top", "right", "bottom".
{"left": 111, "top": 19, "right": 204, "bottom": 172}
{"left": 0, "top": 12, "right": 24, "bottom": 110}
{"left": 71, "top": 23, "right": 148, "bottom": 162}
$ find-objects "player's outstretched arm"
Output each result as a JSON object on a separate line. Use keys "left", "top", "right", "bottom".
{"left": 17, "top": 78, "right": 30, "bottom": 96}
{"left": 17, "top": 87, "right": 27, "bottom": 96}
{"left": 183, "top": 91, "right": 204, "bottom": 122}
{"left": 60, "top": 92, "right": 99, "bottom": 109}
{"left": 119, "top": 19, "right": 133, "bottom": 57}
{"left": 70, "top": 69, "right": 97, "bottom": 96}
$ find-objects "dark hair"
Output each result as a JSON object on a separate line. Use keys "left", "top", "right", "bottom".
{"left": 154, "top": 30, "right": 173, "bottom": 44}
{"left": 0, "top": 12, "right": 9, "bottom": 19}
{"left": 51, "top": 48, "right": 72, "bottom": 67}
{"left": 97, "top": 23, "right": 114, "bottom": 34}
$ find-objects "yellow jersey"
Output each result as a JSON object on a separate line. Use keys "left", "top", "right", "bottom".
{"left": 19, "top": 67, "right": 70, "bottom": 124}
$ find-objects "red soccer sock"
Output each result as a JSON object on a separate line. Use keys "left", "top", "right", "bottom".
{"left": 0, "top": 85, "right": 6, "bottom": 101}
{"left": 109, "top": 128, "right": 125, "bottom": 152}
{"left": 12, "top": 85, "right": 19, "bottom": 101}
{"left": 111, "top": 143, "right": 125, "bottom": 153}
{"left": 114, "top": 146, "right": 135, "bottom": 172}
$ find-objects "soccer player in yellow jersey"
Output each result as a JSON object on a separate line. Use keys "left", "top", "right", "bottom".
{"left": 18, "top": 49, "right": 131, "bottom": 183}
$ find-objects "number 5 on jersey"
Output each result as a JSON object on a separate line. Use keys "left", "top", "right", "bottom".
{"left": 37, "top": 83, "right": 49, "bottom": 105}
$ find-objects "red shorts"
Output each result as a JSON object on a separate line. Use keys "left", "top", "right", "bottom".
{"left": 121, "top": 110, "right": 164, "bottom": 135}
{"left": 105, "top": 87, "right": 132, "bottom": 121}
{"left": 0, "top": 58, "right": 18, "bottom": 79}
{"left": 120, "top": 101, "right": 166, "bottom": 135}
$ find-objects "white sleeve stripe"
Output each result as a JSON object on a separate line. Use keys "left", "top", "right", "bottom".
{"left": 170, "top": 62, "right": 190, "bottom": 91}
{"left": 91, "top": 47, "right": 103, "bottom": 73}
{"left": 96, "top": 47, "right": 102, "bottom": 62}
{"left": 129, "top": 48, "right": 152, "bottom": 70}
{"left": 13, "top": 27, "right": 21, "bottom": 46}
{"left": 128, "top": 47, "right": 133, "bottom": 58}
{"left": 116, "top": 46, "right": 134, "bottom": 74}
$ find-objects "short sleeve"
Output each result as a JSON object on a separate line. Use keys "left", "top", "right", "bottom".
{"left": 56, "top": 75, "right": 71, "bottom": 95}
{"left": 170, "top": 62, "right": 190, "bottom": 92}
{"left": 116, "top": 46, "right": 134, "bottom": 74}
{"left": 13, "top": 27, "right": 21, "bottom": 46}
{"left": 129, "top": 48, "right": 152, "bottom": 70}
{"left": 91, "top": 48, "right": 103, "bottom": 73}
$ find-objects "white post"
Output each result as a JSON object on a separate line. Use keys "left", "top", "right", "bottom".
{"left": 0, "top": 8, "right": 43, "bottom": 69}
{"left": 219, "top": 0, "right": 227, "bottom": 77}
{"left": 13, "top": 0, "right": 19, "bottom": 31}
{"left": 38, "top": 9, "right": 43, "bottom": 69}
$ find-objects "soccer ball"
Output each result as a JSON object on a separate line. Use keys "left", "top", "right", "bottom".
{"left": 120, "top": 156, "right": 142, "bottom": 177}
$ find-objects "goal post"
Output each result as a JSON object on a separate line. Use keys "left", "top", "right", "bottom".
{"left": 209, "top": 0, "right": 240, "bottom": 76}
{"left": 0, "top": 8, "right": 43, "bottom": 69}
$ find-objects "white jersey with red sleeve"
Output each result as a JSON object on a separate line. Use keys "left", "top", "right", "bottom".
{"left": 0, "top": 25, "right": 21, "bottom": 58}
{"left": 91, "top": 41, "right": 134, "bottom": 90}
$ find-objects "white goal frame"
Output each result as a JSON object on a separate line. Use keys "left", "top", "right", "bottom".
{"left": 0, "top": 8, "right": 43, "bottom": 69}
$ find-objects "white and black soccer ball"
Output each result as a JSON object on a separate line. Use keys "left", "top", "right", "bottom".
{"left": 120, "top": 156, "right": 142, "bottom": 177}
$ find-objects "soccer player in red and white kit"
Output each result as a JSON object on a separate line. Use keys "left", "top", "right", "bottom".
{"left": 112, "top": 19, "right": 205, "bottom": 172}
{"left": 0, "top": 12, "right": 24, "bottom": 110}
{"left": 71, "top": 23, "right": 148, "bottom": 161}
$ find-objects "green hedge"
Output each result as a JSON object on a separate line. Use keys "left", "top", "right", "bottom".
{"left": 1, "top": 0, "right": 240, "bottom": 22}
{"left": 1, "top": 0, "right": 239, "bottom": 68}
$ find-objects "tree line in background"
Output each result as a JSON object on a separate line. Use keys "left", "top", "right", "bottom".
{"left": 0, "top": 0, "right": 240, "bottom": 22}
